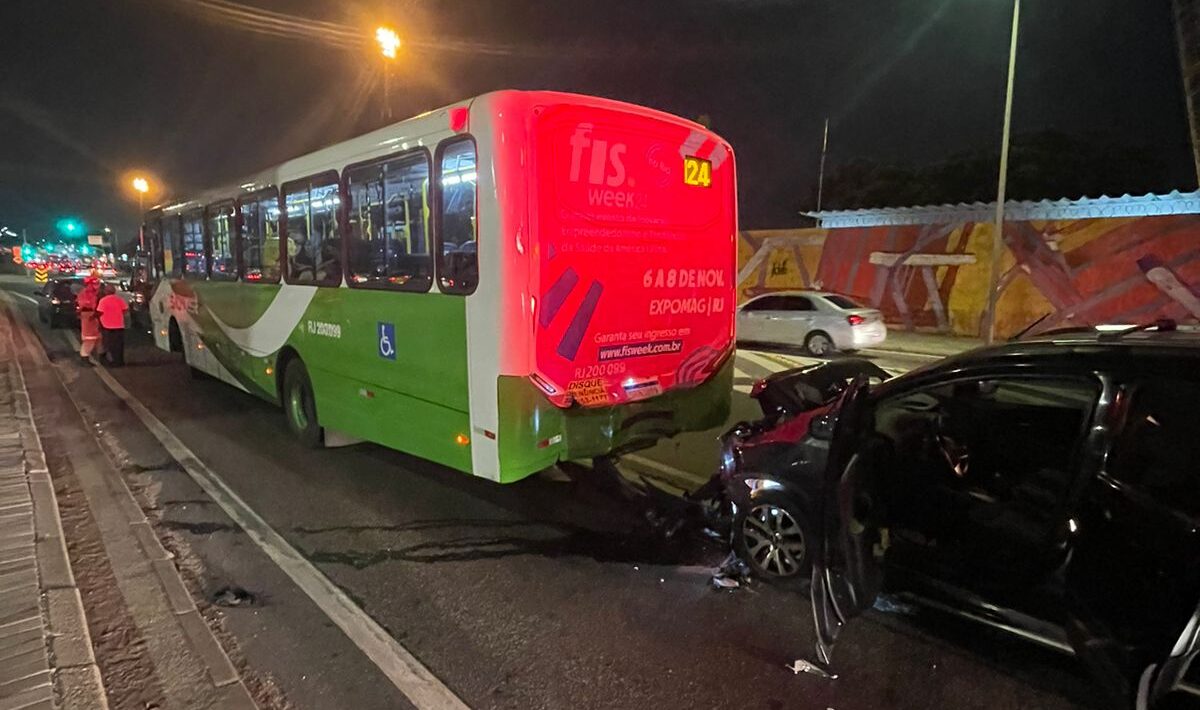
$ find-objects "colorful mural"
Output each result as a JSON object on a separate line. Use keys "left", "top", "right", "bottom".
{"left": 738, "top": 192, "right": 1200, "bottom": 338}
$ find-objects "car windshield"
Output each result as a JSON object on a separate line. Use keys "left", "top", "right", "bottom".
{"left": 823, "top": 294, "right": 863, "bottom": 309}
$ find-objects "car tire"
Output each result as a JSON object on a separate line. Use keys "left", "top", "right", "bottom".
{"left": 282, "top": 360, "right": 323, "bottom": 448}
{"left": 804, "top": 330, "right": 835, "bottom": 357}
{"left": 732, "top": 491, "right": 813, "bottom": 584}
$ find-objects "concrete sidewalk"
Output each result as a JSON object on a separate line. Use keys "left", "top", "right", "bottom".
{"left": 869, "top": 329, "right": 983, "bottom": 358}
{"left": 0, "top": 330, "right": 106, "bottom": 709}
{"left": 1, "top": 292, "right": 258, "bottom": 710}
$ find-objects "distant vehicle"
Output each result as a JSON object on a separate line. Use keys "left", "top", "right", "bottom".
{"left": 33, "top": 277, "right": 85, "bottom": 328}
{"left": 736, "top": 291, "right": 887, "bottom": 356}
{"left": 138, "top": 90, "right": 738, "bottom": 483}
{"left": 718, "top": 326, "right": 1200, "bottom": 708}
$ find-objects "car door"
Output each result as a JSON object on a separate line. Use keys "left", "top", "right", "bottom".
{"left": 737, "top": 296, "right": 776, "bottom": 342}
{"left": 768, "top": 295, "right": 816, "bottom": 345}
{"left": 1068, "top": 376, "right": 1200, "bottom": 706}
{"left": 810, "top": 374, "right": 884, "bottom": 664}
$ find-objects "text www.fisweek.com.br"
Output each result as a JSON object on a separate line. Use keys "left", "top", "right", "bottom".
{"left": 597, "top": 339, "right": 684, "bottom": 361}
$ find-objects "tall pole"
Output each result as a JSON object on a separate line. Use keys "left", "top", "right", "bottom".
{"left": 816, "top": 117, "right": 831, "bottom": 213}
{"left": 985, "top": 0, "right": 1020, "bottom": 345}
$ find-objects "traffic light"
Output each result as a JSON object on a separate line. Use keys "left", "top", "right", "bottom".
{"left": 55, "top": 218, "right": 83, "bottom": 235}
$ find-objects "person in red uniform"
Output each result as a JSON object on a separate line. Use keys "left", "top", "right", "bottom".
{"left": 76, "top": 275, "right": 102, "bottom": 365}
{"left": 96, "top": 284, "right": 129, "bottom": 367}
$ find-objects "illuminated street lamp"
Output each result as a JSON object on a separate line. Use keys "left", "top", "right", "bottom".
{"left": 132, "top": 175, "right": 150, "bottom": 253}
{"left": 375, "top": 26, "right": 401, "bottom": 119}
{"left": 375, "top": 26, "right": 401, "bottom": 59}
{"left": 984, "top": 0, "right": 1021, "bottom": 345}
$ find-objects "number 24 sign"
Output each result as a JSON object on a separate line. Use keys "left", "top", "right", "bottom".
{"left": 682, "top": 155, "right": 712, "bottom": 188}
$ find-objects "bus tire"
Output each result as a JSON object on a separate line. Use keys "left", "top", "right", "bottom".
{"left": 282, "top": 360, "right": 323, "bottom": 448}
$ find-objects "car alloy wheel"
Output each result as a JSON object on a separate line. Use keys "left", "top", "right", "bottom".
{"left": 805, "top": 331, "right": 833, "bottom": 357}
{"left": 741, "top": 502, "right": 808, "bottom": 578}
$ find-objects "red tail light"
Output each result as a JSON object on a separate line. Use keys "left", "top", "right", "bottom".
{"left": 847, "top": 314, "right": 866, "bottom": 326}
{"left": 750, "top": 379, "right": 768, "bottom": 398}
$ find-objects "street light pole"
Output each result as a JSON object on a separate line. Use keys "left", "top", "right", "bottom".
{"left": 985, "top": 0, "right": 1020, "bottom": 345}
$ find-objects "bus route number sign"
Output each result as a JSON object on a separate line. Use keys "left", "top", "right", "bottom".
{"left": 682, "top": 155, "right": 712, "bottom": 188}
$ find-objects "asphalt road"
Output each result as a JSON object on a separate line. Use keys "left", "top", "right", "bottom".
{"left": 0, "top": 273, "right": 1106, "bottom": 710}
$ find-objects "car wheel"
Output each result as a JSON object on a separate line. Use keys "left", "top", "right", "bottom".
{"left": 282, "top": 360, "right": 323, "bottom": 448}
{"left": 804, "top": 331, "right": 834, "bottom": 357}
{"left": 733, "top": 491, "right": 812, "bottom": 583}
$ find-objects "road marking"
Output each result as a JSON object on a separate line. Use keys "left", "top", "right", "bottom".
{"left": 860, "top": 347, "right": 943, "bottom": 362}
{"left": 64, "top": 334, "right": 470, "bottom": 710}
{"left": 736, "top": 349, "right": 787, "bottom": 372}
{"left": 12, "top": 292, "right": 37, "bottom": 305}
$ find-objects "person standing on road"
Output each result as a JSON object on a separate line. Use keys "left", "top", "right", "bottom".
{"left": 96, "top": 283, "right": 129, "bottom": 367}
{"left": 75, "top": 275, "right": 102, "bottom": 365}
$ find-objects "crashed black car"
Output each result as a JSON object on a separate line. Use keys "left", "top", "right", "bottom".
{"left": 719, "top": 327, "right": 1200, "bottom": 709}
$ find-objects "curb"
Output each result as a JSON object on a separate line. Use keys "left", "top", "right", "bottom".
{"left": 4, "top": 300, "right": 110, "bottom": 710}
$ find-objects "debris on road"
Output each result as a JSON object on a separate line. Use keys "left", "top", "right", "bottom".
{"left": 787, "top": 658, "right": 838, "bottom": 679}
{"left": 212, "top": 586, "right": 256, "bottom": 607}
{"left": 710, "top": 550, "right": 751, "bottom": 591}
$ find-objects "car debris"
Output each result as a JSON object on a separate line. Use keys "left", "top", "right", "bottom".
{"left": 787, "top": 658, "right": 837, "bottom": 679}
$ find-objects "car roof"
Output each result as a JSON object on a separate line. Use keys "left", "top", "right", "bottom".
{"left": 745, "top": 290, "right": 841, "bottom": 300}
{"left": 888, "top": 329, "right": 1200, "bottom": 388}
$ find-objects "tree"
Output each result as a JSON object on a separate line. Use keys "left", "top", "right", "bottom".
{"left": 815, "top": 130, "right": 1172, "bottom": 210}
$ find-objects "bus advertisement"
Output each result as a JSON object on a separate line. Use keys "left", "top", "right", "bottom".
{"left": 141, "top": 91, "right": 736, "bottom": 483}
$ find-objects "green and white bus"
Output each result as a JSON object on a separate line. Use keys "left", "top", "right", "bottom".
{"left": 140, "top": 90, "right": 737, "bottom": 483}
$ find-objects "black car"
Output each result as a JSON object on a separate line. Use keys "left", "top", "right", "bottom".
{"left": 719, "top": 327, "right": 1200, "bottom": 709}
{"left": 33, "top": 277, "right": 85, "bottom": 328}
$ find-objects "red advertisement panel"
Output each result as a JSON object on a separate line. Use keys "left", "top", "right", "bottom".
{"left": 531, "top": 103, "right": 736, "bottom": 407}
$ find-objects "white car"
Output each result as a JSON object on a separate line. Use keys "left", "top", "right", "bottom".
{"left": 736, "top": 291, "right": 887, "bottom": 356}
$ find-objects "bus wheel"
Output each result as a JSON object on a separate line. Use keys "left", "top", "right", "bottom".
{"left": 282, "top": 360, "right": 323, "bottom": 448}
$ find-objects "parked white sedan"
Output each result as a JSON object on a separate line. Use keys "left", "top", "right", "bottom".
{"left": 736, "top": 291, "right": 887, "bottom": 355}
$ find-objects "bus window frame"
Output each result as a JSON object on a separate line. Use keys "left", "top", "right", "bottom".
{"left": 433, "top": 135, "right": 479, "bottom": 296}
{"left": 281, "top": 170, "right": 343, "bottom": 288}
{"left": 143, "top": 213, "right": 164, "bottom": 279}
{"left": 235, "top": 186, "right": 280, "bottom": 284}
{"left": 180, "top": 208, "right": 207, "bottom": 281}
{"left": 342, "top": 146, "right": 434, "bottom": 294}
{"left": 204, "top": 199, "right": 238, "bottom": 282}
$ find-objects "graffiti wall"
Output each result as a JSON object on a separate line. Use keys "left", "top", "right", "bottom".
{"left": 738, "top": 213, "right": 1200, "bottom": 338}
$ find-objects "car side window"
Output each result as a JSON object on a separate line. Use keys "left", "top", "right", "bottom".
{"left": 742, "top": 298, "right": 767, "bottom": 312}
{"left": 1110, "top": 380, "right": 1200, "bottom": 519}
{"left": 781, "top": 296, "right": 814, "bottom": 311}
{"left": 872, "top": 377, "right": 1097, "bottom": 555}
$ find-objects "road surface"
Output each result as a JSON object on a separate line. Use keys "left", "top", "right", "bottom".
{"left": 0, "top": 273, "right": 1103, "bottom": 710}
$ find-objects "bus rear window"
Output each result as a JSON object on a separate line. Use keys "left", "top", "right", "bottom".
{"left": 436, "top": 138, "right": 477, "bottom": 294}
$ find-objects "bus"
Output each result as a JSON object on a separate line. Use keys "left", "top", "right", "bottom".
{"left": 139, "top": 90, "right": 737, "bottom": 483}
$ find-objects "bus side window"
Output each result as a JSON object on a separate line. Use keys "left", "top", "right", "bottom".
{"left": 345, "top": 149, "right": 432, "bottom": 292}
{"left": 435, "top": 137, "right": 477, "bottom": 295}
{"left": 206, "top": 201, "right": 237, "bottom": 281}
{"left": 238, "top": 188, "right": 281, "bottom": 283}
{"left": 283, "top": 174, "right": 341, "bottom": 287}
{"left": 163, "top": 215, "right": 183, "bottom": 279}
{"left": 182, "top": 209, "right": 206, "bottom": 279}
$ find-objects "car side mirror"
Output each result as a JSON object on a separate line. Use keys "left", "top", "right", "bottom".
{"left": 120, "top": 281, "right": 129, "bottom": 291}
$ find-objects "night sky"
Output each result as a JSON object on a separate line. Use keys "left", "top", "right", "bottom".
{"left": 0, "top": 0, "right": 1191, "bottom": 239}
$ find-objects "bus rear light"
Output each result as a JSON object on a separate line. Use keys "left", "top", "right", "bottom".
{"left": 160, "top": 329, "right": 167, "bottom": 337}
{"left": 847, "top": 314, "right": 865, "bottom": 326}
{"left": 483, "top": 430, "right": 496, "bottom": 440}
{"left": 537, "top": 434, "right": 563, "bottom": 449}
{"left": 530, "top": 373, "right": 557, "bottom": 395}
{"left": 264, "top": 367, "right": 273, "bottom": 376}
{"left": 448, "top": 107, "right": 469, "bottom": 133}
{"left": 455, "top": 433, "right": 470, "bottom": 446}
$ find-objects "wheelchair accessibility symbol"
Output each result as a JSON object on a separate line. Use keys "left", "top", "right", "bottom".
{"left": 378, "top": 322, "right": 396, "bottom": 360}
